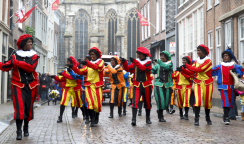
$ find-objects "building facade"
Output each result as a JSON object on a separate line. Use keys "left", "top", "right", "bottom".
{"left": 139, "top": 0, "right": 166, "bottom": 60}
{"left": 54, "top": 10, "right": 62, "bottom": 75}
{"left": 175, "top": 0, "right": 205, "bottom": 65}
{"left": 165, "top": 0, "right": 177, "bottom": 69}
{"left": 205, "top": 0, "right": 244, "bottom": 67}
{"left": 0, "top": 0, "right": 11, "bottom": 104}
{"left": 57, "top": 0, "right": 139, "bottom": 71}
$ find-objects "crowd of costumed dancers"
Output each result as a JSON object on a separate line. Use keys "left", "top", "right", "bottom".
{"left": 0, "top": 34, "right": 244, "bottom": 140}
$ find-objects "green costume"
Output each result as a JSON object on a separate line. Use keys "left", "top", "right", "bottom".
{"left": 151, "top": 51, "right": 173, "bottom": 111}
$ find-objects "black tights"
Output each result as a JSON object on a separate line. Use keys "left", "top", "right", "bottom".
{"left": 223, "top": 107, "right": 230, "bottom": 117}
{"left": 60, "top": 105, "right": 65, "bottom": 117}
{"left": 16, "top": 119, "right": 29, "bottom": 131}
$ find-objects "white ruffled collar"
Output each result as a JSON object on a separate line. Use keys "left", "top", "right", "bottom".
{"left": 136, "top": 57, "right": 151, "bottom": 65}
{"left": 196, "top": 56, "right": 210, "bottom": 64}
{"left": 91, "top": 58, "right": 102, "bottom": 64}
{"left": 221, "top": 61, "right": 235, "bottom": 67}
{"left": 16, "top": 49, "right": 36, "bottom": 57}
{"left": 163, "top": 61, "right": 172, "bottom": 64}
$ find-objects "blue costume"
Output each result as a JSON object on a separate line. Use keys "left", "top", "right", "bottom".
{"left": 211, "top": 48, "right": 243, "bottom": 124}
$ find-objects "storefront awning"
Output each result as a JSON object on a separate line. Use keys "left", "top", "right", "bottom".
{"left": 150, "top": 40, "right": 165, "bottom": 59}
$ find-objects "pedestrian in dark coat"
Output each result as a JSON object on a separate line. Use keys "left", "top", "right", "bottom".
{"left": 40, "top": 73, "right": 48, "bottom": 100}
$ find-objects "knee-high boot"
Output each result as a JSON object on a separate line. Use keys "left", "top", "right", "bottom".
{"left": 131, "top": 108, "right": 137, "bottom": 126}
{"left": 80, "top": 107, "right": 86, "bottom": 120}
{"left": 16, "top": 119, "right": 23, "bottom": 140}
{"left": 194, "top": 107, "right": 200, "bottom": 126}
{"left": 205, "top": 109, "right": 212, "bottom": 125}
{"left": 95, "top": 112, "right": 99, "bottom": 124}
{"left": 118, "top": 106, "right": 122, "bottom": 117}
{"left": 108, "top": 103, "right": 114, "bottom": 118}
{"left": 123, "top": 102, "right": 126, "bottom": 116}
{"left": 23, "top": 119, "right": 29, "bottom": 137}
{"left": 159, "top": 110, "right": 166, "bottom": 122}
{"left": 74, "top": 107, "right": 78, "bottom": 117}
{"left": 184, "top": 107, "right": 189, "bottom": 120}
{"left": 138, "top": 101, "right": 143, "bottom": 116}
{"left": 223, "top": 107, "right": 230, "bottom": 125}
{"left": 179, "top": 108, "right": 184, "bottom": 119}
{"left": 146, "top": 109, "right": 152, "bottom": 124}
{"left": 85, "top": 107, "right": 90, "bottom": 124}
{"left": 71, "top": 107, "right": 75, "bottom": 118}
{"left": 89, "top": 109, "right": 96, "bottom": 127}
{"left": 57, "top": 105, "right": 65, "bottom": 123}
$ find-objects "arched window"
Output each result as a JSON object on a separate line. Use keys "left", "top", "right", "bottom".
{"left": 75, "top": 11, "right": 89, "bottom": 59}
{"left": 107, "top": 10, "right": 117, "bottom": 55}
{"left": 58, "top": 17, "right": 66, "bottom": 69}
{"left": 127, "top": 9, "right": 140, "bottom": 59}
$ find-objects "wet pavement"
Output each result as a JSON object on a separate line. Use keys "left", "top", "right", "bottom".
{"left": 0, "top": 101, "right": 244, "bottom": 144}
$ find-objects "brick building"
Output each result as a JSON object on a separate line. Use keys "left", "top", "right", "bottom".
{"left": 205, "top": 0, "right": 244, "bottom": 67}
{"left": 139, "top": 0, "right": 166, "bottom": 60}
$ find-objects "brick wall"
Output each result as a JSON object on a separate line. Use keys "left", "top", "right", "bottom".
{"left": 139, "top": 0, "right": 166, "bottom": 48}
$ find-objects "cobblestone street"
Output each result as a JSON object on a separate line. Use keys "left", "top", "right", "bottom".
{"left": 1, "top": 101, "right": 244, "bottom": 144}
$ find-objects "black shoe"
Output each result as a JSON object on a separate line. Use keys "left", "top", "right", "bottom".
{"left": 206, "top": 116, "right": 212, "bottom": 125}
{"left": 90, "top": 119, "right": 96, "bottom": 127}
{"left": 159, "top": 111, "right": 166, "bottom": 122}
{"left": 131, "top": 108, "right": 137, "bottom": 126}
{"left": 169, "top": 109, "right": 175, "bottom": 114}
{"left": 118, "top": 107, "right": 122, "bottom": 117}
{"left": 146, "top": 117, "right": 152, "bottom": 124}
{"left": 138, "top": 110, "right": 142, "bottom": 116}
{"left": 108, "top": 113, "right": 113, "bottom": 118}
{"left": 57, "top": 116, "right": 62, "bottom": 123}
{"left": 119, "top": 114, "right": 122, "bottom": 117}
{"left": 131, "top": 118, "right": 136, "bottom": 126}
{"left": 194, "top": 118, "right": 199, "bottom": 126}
{"left": 123, "top": 111, "right": 126, "bottom": 116}
{"left": 16, "top": 130, "right": 22, "bottom": 140}
{"left": 85, "top": 117, "right": 90, "bottom": 124}
{"left": 23, "top": 126, "right": 29, "bottom": 137}
{"left": 72, "top": 114, "right": 75, "bottom": 118}
{"left": 180, "top": 112, "right": 184, "bottom": 119}
{"left": 184, "top": 114, "right": 189, "bottom": 120}
{"left": 95, "top": 113, "right": 99, "bottom": 124}
{"left": 223, "top": 117, "right": 230, "bottom": 125}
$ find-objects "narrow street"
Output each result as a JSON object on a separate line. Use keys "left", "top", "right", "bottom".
{"left": 1, "top": 102, "right": 243, "bottom": 144}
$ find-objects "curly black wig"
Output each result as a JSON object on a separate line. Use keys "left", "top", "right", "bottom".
{"left": 19, "top": 37, "right": 33, "bottom": 49}
{"left": 197, "top": 45, "right": 208, "bottom": 56}
{"left": 111, "top": 57, "right": 118, "bottom": 65}
{"left": 182, "top": 57, "right": 191, "bottom": 65}
{"left": 221, "top": 51, "right": 233, "bottom": 60}
{"left": 89, "top": 49, "right": 100, "bottom": 59}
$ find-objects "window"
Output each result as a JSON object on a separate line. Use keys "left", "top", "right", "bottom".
{"left": 58, "top": 18, "right": 66, "bottom": 69}
{"left": 18, "top": 0, "right": 23, "bottom": 29}
{"left": 199, "top": 8, "right": 204, "bottom": 44}
{"left": 4, "top": 0, "right": 8, "bottom": 24}
{"left": 2, "top": 33, "right": 7, "bottom": 55}
{"left": 239, "top": 17, "right": 244, "bottom": 64}
{"left": 208, "top": 31, "right": 213, "bottom": 63}
{"left": 144, "top": 4, "right": 147, "bottom": 38}
{"left": 194, "top": 11, "right": 198, "bottom": 48}
{"left": 179, "top": 0, "right": 184, "bottom": 6}
{"left": 147, "top": 1, "right": 150, "bottom": 37}
{"left": 107, "top": 10, "right": 117, "bottom": 55}
{"left": 127, "top": 9, "right": 140, "bottom": 59}
{"left": 225, "top": 20, "right": 231, "bottom": 48}
{"left": 215, "top": 0, "right": 219, "bottom": 5}
{"left": 156, "top": 0, "right": 159, "bottom": 33}
{"left": 141, "top": 8, "right": 144, "bottom": 40}
{"left": 75, "top": 11, "right": 90, "bottom": 59}
{"left": 162, "top": 0, "right": 165, "bottom": 30}
{"left": 188, "top": 16, "right": 193, "bottom": 51}
{"left": 207, "top": 0, "right": 212, "bottom": 10}
{"left": 215, "top": 27, "right": 221, "bottom": 65}
{"left": 183, "top": 20, "right": 186, "bottom": 53}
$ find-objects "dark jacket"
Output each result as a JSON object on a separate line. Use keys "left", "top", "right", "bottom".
{"left": 40, "top": 74, "right": 48, "bottom": 90}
